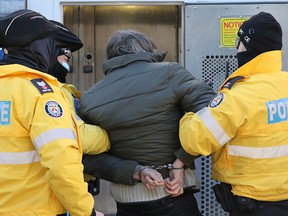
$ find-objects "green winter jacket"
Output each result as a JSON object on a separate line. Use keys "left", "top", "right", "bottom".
{"left": 80, "top": 52, "right": 215, "bottom": 185}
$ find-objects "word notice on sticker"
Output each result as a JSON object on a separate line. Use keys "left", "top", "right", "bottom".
{"left": 220, "top": 17, "right": 248, "bottom": 48}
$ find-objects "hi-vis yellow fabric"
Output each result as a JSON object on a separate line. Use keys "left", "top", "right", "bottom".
{"left": 0, "top": 64, "right": 94, "bottom": 216}
{"left": 180, "top": 51, "right": 288, "bottom": 201}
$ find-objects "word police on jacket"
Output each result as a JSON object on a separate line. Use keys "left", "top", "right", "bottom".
{"left": 266, "top": 98, "right": 288, "bottom": 124}
{"left": 0, "top": 101, "right": 11, "bottom": 125}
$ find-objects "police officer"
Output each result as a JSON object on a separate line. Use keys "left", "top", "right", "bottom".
{"left": 48, "top": 20, "right": 110, "bottom": 156}
{"left": 48, "top": 20, "right": 110, "bottom": 198}
{"left": 179, "top": 12, "right": 288, "bottom": 216}
{"left": 0, "top": 9, "right": 99, "bottom": 216}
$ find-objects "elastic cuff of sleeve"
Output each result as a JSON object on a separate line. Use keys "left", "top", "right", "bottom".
{"left": 116, "top": 161, "right": 140, "bottom": 185}
{"left": 133, "top": 165, "right": 142, "bottom": 174}
{"left": 174, "top": 148, "right": 199, "bottom": 169}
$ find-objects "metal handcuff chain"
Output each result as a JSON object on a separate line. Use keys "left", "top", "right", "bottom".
{"left": 138, "top": 164, "right": 184, "bottom": 179}
{"left": 151, "top": 163, "right": 184, "bottom": 170}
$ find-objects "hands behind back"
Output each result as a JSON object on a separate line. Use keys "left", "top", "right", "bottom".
{"left": 133, "top": 159, "right": 185, "bottom": 195}
{"left": 164, "top": 158, "right": 185, "bottom": 197}
{"left": 134, "top": 166, "right": 164, "bottom": 190}
{"left": 164, "top": 168, "right": 185, "bottom": 197}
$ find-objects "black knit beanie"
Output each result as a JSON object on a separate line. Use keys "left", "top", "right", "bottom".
{"left": 237, "top": 11, "right": 282, "bottom": 53}
{"left": 236, "top": 12, "right": 282, "bottom": 67}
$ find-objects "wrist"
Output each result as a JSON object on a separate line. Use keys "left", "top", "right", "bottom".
{"left": 172, "top": 159, "right": 185, "bottom": 169}
{"left": 138, "top": 166, "right": 150, "bottom": 180}
{"left": 133, "top": 165, "right": 142, "bottom": 180}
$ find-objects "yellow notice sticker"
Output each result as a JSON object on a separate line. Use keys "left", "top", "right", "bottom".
{"left": 220, "top": 17, "right": 249, "bottom": 48}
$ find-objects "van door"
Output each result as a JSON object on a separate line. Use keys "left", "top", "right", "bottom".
{"left": 64, "top": 5, "right": 182, "bottom": 93}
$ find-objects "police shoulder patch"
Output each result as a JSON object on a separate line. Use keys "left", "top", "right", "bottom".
{"left": 44, "top": 100, "right": 63, "bottom": 118}
{"left": 209, "top": 93, "right": 224, "bottom": 108}
{"left": 31, "top": 78, "right": 53, "bottom": 94}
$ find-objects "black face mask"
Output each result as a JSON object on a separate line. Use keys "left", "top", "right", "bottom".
{"left": 50, "top": 61, "right": 68, "bottom": 83}
{"left": 237, "top": 50, "right": 260, "bottom": 68}
{"left": 47, "top": 47, "right": 69, "bottom": 83}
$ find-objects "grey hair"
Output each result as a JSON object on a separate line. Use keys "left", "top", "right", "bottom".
{"left": 106, "top": 30, "right": 157, "bottom": 59}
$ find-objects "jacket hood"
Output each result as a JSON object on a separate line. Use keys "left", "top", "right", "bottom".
{"left": 1, "top": 36, "right": 56, "bottom": 73}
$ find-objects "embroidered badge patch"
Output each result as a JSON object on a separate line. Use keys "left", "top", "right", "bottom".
{"left": 222, "top": 76, "right": 244, "bottom": 90}
{"left": 31, "top": 78, "right": 53, "bottom": 94}
{"left": 209, "top": 93, "right": 224, "bottom": 108}
{"left": 44, "top": 101, "right": 63, "bottom": 118}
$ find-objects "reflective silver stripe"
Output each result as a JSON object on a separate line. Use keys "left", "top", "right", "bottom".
{"left": 197, "top": 107, "right": 230, "bottom": 146}
{"left": 5, "top": 11, "right": 33, "bottom": 35}
{"left": 228, "top": 145, "right": 288, "bottom": 159}
{"left": 0, "top": 150, "right": 40, "bottom": 164}
{"left": 33, "top": 128, "right": 77, "bottom": 150}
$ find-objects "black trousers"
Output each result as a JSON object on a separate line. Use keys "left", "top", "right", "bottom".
{"left": 232, "top": 198, "right": 288, "bottom": 216}
{"left": 116, "top": 189, "right": 202, "bottom": 216}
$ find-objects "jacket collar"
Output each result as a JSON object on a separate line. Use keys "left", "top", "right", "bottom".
{"left": 0, "top": 63, "right": 59, "bottom": 85}
{"left": 102, "top": 52, "right": 166, "bottom": 75}
{"left": 220, "top": 50, "right": 282, "bottom": 89}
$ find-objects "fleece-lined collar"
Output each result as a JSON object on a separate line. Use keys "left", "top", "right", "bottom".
{"left": 102, "top": 52, "right": 166, "bottom": 75}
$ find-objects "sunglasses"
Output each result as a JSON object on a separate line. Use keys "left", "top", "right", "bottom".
{"left": 235, "top": 37, "right": 241, "bottom": 49}
{"left": 60, "top": 48, "right": 72, "bottom": 59}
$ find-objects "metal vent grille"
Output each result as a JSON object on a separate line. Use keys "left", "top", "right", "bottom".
{"left": 195, "top": 54, "right": 237, "bottom": 216}
{"left": 202, "top": 54, "right": 238, "bottom": 91}
{"left": 196, "top": 156, "right": 228, "bottom": 216}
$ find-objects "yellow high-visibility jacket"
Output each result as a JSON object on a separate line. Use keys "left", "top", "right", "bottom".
{"left": 59, "top": 83, "right": 110, "bottom": 154}
{"left": 0, "top": 64, "right": 94, "bottom": 216}
{"left": 180, "top": 51, "right": 288, "bottom": 201}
